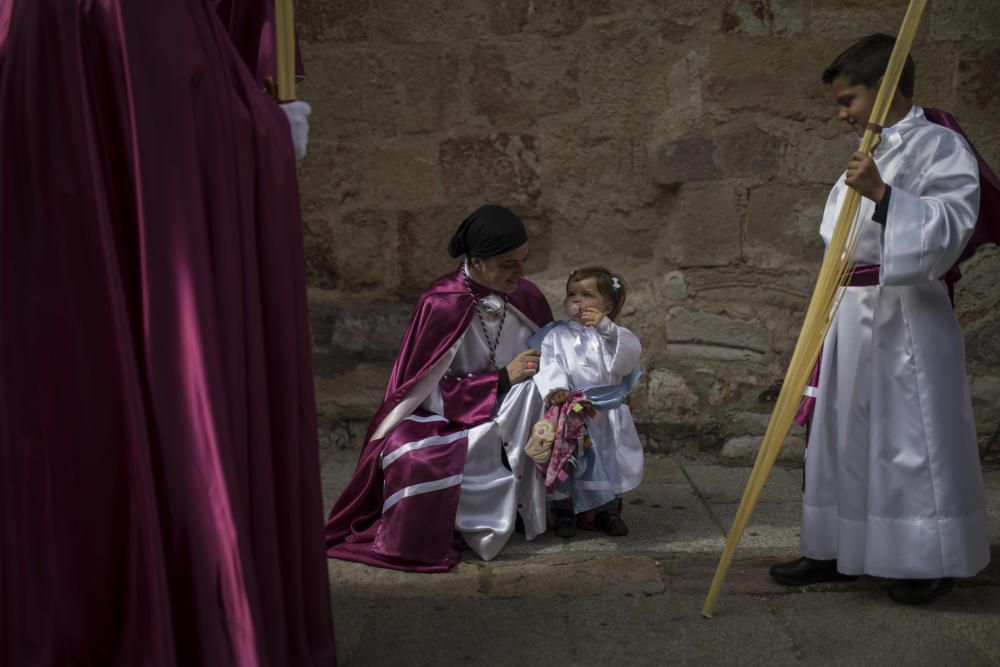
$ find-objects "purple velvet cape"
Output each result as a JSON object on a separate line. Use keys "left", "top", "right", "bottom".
{"left": 0, "top": 2, "right": 334, "bottom": 664}
{"left": 325, "top": 268, "right": 553, "bottom": 572}
{"left": 923, "top": 108, "right": 1000, "bottom": 274}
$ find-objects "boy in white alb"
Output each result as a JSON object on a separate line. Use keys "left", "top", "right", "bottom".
{"left": 770, "top": 34, "right": 990, "bottom": 605}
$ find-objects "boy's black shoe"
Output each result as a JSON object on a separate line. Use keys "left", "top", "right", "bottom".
{"left": 553, "top": 510, "right": 576, "bottom": 538}
{"left": 769, "top": 557, "right": 857, "bottom": 586}
{"left": 888, "top": 578, "right": 954, "bottom": 605}
{"left": 595, "top": 509, "right": 629, "bottom": 537}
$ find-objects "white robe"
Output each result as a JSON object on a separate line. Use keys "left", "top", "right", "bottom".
{"left": 532, "top": 319, "right": 644, "bottom": 497}
{"left": 800, "top": 105, "right": 990, "bottom": 578}
{"left": 419, "top": 304, "right": 547, "bottom": 560}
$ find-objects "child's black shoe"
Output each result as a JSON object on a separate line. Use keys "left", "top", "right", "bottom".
{"left": 596, "top": 509, "right": 629, "bottom": 537}
{"left": 553, "top": 509, "right": 577, "bottom": 538}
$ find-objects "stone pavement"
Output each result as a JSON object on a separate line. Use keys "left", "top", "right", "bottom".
{"left": 321, "top": 446, "right": 1000, "bottom": 666}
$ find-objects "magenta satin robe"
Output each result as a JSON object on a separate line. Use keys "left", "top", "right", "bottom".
{"left": 325, "top": 269, "right": 552, "bottom": 572}
{"left": 0, "top": 1, "right": 334, "bottom": 664}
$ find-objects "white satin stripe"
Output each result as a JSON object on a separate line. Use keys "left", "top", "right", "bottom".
{"left": 372, "top": 338, "right": 462, "bottom": 441}
{"left": 382, "top": 474, "right": 463, "bottom": 513}
{"left": 404, "top": 413, "right": 449, "bottom": 423}
{"left": 381, "top": 430, "right": 468, "bottom": 469}
{"left": 803, "top": 386, "right": 818, "bottom": 398}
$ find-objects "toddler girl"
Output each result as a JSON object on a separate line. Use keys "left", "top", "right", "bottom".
{"left": 528, "top": 267, "right": 643, "bottom": 538}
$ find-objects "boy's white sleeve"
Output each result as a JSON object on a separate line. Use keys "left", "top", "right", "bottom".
{"left": 532, "top": 332, "right": 572, "bottom": 399}
{"left": 880, "top": 132, "right": 980, "bottom": 285}
{"left": 598, "top": 319, "right": 641, "bottom": 377}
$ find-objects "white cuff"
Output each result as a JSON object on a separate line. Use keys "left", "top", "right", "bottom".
{"left": 279, "top": 100, "right": 312, "bottom": 160}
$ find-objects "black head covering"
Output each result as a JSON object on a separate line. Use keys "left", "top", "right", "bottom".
{"left": 447, "top": 205, "right": 528, "bottom": 258}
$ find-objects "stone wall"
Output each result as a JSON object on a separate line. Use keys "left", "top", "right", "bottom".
{"left": 296, "top": 0, "right": 1000, "bottom": 457}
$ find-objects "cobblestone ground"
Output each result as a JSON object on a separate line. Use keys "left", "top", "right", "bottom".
{"left": 322, "top": 446, "right": 1000, "bottom": 666}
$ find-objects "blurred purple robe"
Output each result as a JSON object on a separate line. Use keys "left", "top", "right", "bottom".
{"left": 0, "top": 1, "right": 334, "bottom": 664}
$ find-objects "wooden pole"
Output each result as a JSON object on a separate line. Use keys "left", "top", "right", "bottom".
{"left": 275, "top": 0, "right": 296, "bottom": 102}
{"left": 701, "top": 0, "right": 928, "bottom": 619}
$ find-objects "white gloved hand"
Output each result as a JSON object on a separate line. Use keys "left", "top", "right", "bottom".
{"left": 279, "top": 100, "right": 312, "bottom": 160}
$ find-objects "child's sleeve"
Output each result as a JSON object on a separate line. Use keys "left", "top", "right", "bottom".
{"left": 879, "top": 131, "right": 980, "bottom": 285}
{"left": 532, "top": 331, "right": 572, "bottom": 399}
{"left": 597, "top": 319, "right": 641, "bottom": 378}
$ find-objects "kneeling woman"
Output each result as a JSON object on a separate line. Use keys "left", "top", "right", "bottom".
{"left": 325, "top": 206, "right": 553, "bottom": 571}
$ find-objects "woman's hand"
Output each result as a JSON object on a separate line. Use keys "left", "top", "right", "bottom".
{"left": 580, "top": 307, "right": 605, "bottom": 328}
{"left": 506, "top": 348, "right": 541, "bottom": 384}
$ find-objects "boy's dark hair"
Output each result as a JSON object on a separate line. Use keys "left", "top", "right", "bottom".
{"left": 822, "top": 33, "right": 915, "bottom": 98}
{"left": 567, "top": 267, "right": 627, "bottom": 320}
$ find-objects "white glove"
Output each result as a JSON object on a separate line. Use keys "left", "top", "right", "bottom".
{"left": 279, "top": 100, "right": 312, "bottom": 160}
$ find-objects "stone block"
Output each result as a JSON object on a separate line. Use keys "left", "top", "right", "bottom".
{"left": 367, "top": 0, "right": 490, "bottom": 43}
{"left": 653, "top": 132, "right": 721, "bottom": 185}
{"left": 397, "top": 207, "right": 469, "bottom": 297}
{"left": 576, "top": 19, "right": 688, "bottom": 118}
{"left": 361, "top": 142, "right": 440, "bottom": 204}
{"left": 602, "top": 0, "right": 708, "bottom": 25}
{"left": 487, "top": 0, "right": 591, "bottom": 37}
{"left": 723, "top": 411, "right": 773, "bottom": 437}
{"left": 662, "top": 50, "right": 707, "bottom": 124}
{"left": 302, "top": 218, "right": 339, "bottom": 290}
{"left": 302, "top": 44, "right": 462, "bottom": 136}
{"left": 684, "top": 266, "right": 814, "bottom": 310}
{"left": 297, "top": 0, "right": 369, "bottom": 43}
{"left": 744, "top": 183, "right": 828, "bottom": 270}
{"left": 301, "top": 45, "right": 397, "bottom": 136}
{"left": 719, "top": 433, "right": 805, "bottom": 465}
{"left": 965, "top": 319, "right": 1000, "bottom": 368}
{"left": 314, "top": 363, "right": 391, "bottom": 421}
{"left": 714, "top": 124, "right": 783, "bottom": 179}
{"left": 909, "top": 42, "right": 958, "bottom": 111}
{"left": 665, "top": 308, "right": 771, "bottom": 355}
{"left": 930, "top": 0, "right": 1000, "bottom": 41}
{"left": 645, "top": 368, "right": 700, "bottom": 419}
{"left": 719, "top": 0, "right": 804, "bottom": 37}
{"left": 706, "top": 37, "right": 837, "bottom": 120}
{"left": 957, "top": 247, "right": 1000, "bottom": 304}
{"left": 683, "top": 462, "right": 803, "bottom": 503}
{"left": 668, "top": 344, "right": 765, "bottom": 362}
{"left": 543, "top": 207, "right": 661, "bottom": 272}
{"left": 956, "top": 45, "right": 1000, "bottom": 115}
{"left": 971, "top": 375, "right": 1000, "bottom": 433}
{"left": 658, "top": 183, "right": 741, "bottom": 268}
{"left": 662, "top": 271, "right": 689, "bottom": 303}
{"left": 393, "top": 48, "right": 464, "bottom": 134}
{"left": 470, "top": 42, "right": 580, "bottom": 128}
{"left": 311, "top": 299, "right": 413, "bottom": 363}
{"left": 808, "top": 0, "right": 916, "bottom": 38}
{"left": 328, "top": 208, "right": 400, "bottom": 290}
{"left": 653, "top": 123, "right": 781, "bottom": 185}
{"left": 298, "top": 139, "right": 364, "bottom": 209}
{"left": 781, "top": 124, "right": 857, "bottom": 185}
{"left": 538, "top": 121, "right": 655, "bottom": 207}
{"left": 439, "top": 134, "right": 541, "bottom": 205}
